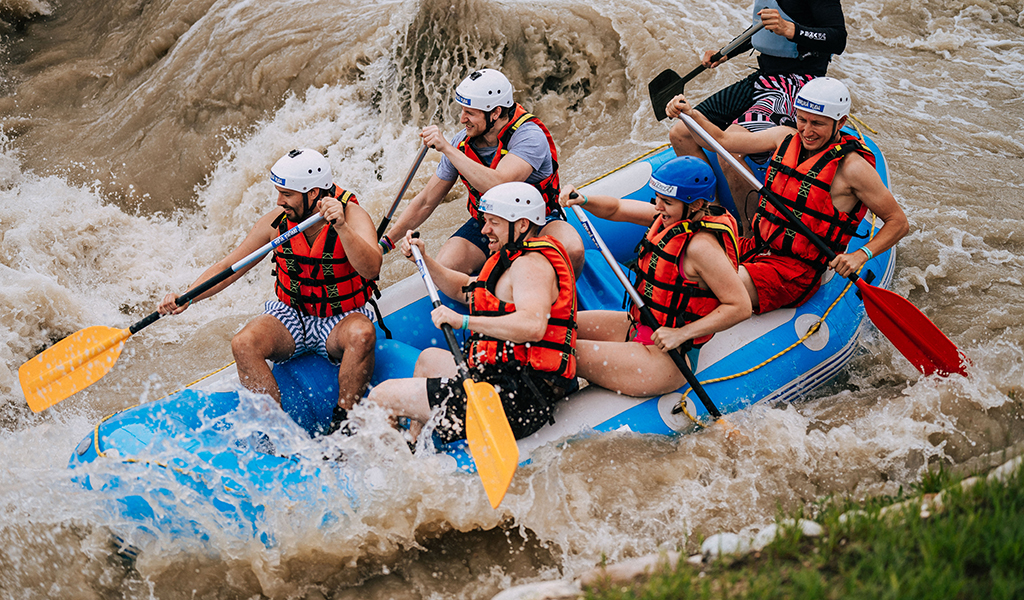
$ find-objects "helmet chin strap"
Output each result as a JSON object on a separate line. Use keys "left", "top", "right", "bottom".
{"left": 298, "top": 188, "right": 321, "bottom": 222}
{"left": 480, "top": 106, "right": 505, "bottom": 140}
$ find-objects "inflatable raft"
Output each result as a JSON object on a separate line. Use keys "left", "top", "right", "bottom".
{"left": 69, "top": 129, "right": 895, "bottom": 550}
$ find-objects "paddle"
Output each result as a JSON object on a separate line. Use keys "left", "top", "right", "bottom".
{"left": 648, "top": 22, "right": 765, "bottom": 121}
{"left": 568, "top": 200, "right": 724, "bottom": 420}
{"left": 19, "top": 213, "right": 326, "bottom": 412}
{"left": 376, "top": 144, "right": 430, "bottom": 239}
{"left": 677, "top": 112, "right": 968, "bottom": 377}
{"left": 408, "top": 237, "right": 518, "bottom": 508}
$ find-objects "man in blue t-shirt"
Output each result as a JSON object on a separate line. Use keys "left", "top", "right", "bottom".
{"left": 380, "top": 68, "right": 584, "bottom": 275}
{"left": 668, "top": 0, "right": 847, "bottom": 236}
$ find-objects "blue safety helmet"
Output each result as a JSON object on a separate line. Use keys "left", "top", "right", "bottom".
{"left": 649, "top": 156, "right": 716, "bottom": 204}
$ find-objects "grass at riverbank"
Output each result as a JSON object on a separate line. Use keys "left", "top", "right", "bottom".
{"left": 585, "top": 459, "right": 1024, "bottom": 600}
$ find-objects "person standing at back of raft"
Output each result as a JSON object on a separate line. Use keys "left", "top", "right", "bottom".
{"left": 158, "top": 149, "right": 381, "bottom": 429}
{"left": 368, "top": 182, "right": 578, "bottom": 444}
{"left": 666, "top": 78, "right": 909, "bottom": 315}
{"left": 560, "top": 157, "right": 751, "bottom": 397}
{"left": 668, "top": 0, "right": 848, "bottom": 234}
{"left": 378, "top": 68, "right": 585, "bottom": 276}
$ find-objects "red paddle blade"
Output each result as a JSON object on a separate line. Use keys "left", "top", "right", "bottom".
{"left": 856, "top": 280, "right": 968, "bottom": 377}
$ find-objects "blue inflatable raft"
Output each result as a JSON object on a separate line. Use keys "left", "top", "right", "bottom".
{"left": 68, "top": 131, "right": 895, "bottom": 551}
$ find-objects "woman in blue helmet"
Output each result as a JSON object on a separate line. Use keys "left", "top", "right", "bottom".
{"left": 560, "top": 157, "right": 752, "bottom": 397}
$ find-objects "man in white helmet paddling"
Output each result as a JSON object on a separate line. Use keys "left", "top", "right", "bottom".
{"left": 379, "top": 68, "right": 585, "bottom": 276}
{"left": 367, "top": 182, "right": 578, "bottom": 444}
{"left": 158, "top": 149, "right": 382, "bottom": 432}
{"left": 666, "top": 77, "right": 909, "bottom": 314}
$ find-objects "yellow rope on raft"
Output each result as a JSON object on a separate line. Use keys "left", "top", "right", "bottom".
{"left": 93, "top": 361, "right": 238, "bottom": 458}
{"left": 578, "top": 144, "right": 670, "bottom": 188}
{"left": 849, "top": 114, "right": 877, "bottom": 136}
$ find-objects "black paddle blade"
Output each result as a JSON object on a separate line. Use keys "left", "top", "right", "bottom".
{"left": 648, "top": 69, "right": 683, "bottom": 121}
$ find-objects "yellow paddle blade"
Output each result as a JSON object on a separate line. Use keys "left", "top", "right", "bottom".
{"left": 463, "top": 379, "right": 519, "bottom": 509}
{"left": 19, "top": 325, "right": 131, "bottom": 412}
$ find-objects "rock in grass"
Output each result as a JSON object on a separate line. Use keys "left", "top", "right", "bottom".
{"left": 701, "top": 532, "right": 752, "bottom": 557}
{"left": 577, "top": 551, "right": 682, "bottom": 587}
{"left": 491, "top": 580, "right": 581, "bottom": 600}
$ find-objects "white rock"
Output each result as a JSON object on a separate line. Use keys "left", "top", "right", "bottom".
{"left": 701, "top": 532, "right": 751, "bottom": 557}
{"left": 751, "top": 524, "right": 780, "bottom": 551}
{"left": 576, "top": 552, "right": 680, "bottom": 587}
{"left": 750, "top": 519, "right": 823, "bottom": 551}
{"left": 988, "top": 456, "right": 1022, "bottom": 483}
{"left": 838, "top": 510, "right": 868, "bottom": 524}
{"left": 491, "top": 580, "right": 582, "bottom": 600}
{"left": 794, "top": 518, "right": 824, "bottom": 537}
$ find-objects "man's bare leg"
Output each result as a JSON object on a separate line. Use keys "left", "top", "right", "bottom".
{"left": 365, "top": 377, "right": 434, "bottom": 440}
{"left": 414, "top": 347, "right": 460, "bottom": 379}
{"left": 737, "top": 265, "right": 761, "bottom": 314}
{"left": 231, "top": 315, "right": 296, "bottom": 403}
{"left": 669, "top": 119, "right": 708, "bottom": 159}
{"left": 326, "top": 313, "right": 377, "bottom": 411}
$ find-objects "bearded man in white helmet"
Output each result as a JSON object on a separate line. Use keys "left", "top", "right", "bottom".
{"left": 158, "top": 149, "right": 381, "bottom": 432}
{"left": 666, "top": 77, "right": 908, "bottom": 314}
{"left": 379, "top": 68, "right": 585, "bottom": 276}
{"left": 368, "top": 182, "right": 578, "bottom": 445}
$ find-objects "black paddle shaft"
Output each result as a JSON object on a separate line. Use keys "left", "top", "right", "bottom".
{"left": 758, "top": 188, "right": 860, "bottom": 281}
{"left": 409, "top": 233, "right": 470, "bottom": 378}
{"left": 128, "top": 267, "right": 237, "bottom": 334}
{"left": 649, "top": 22, "right": 765, "bottom": 121}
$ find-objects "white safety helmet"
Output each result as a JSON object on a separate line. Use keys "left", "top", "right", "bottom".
{"left": 794, "top": 77, "right": 851, "bottom": 121}
{"left": 478, "top": 182, "right": 546, "bottom": 226}
{"left": 270, "top": 149, "right": 333, "bottom": 193}
{"left": 454, "top": 68, "right": 515, "bottom": 113}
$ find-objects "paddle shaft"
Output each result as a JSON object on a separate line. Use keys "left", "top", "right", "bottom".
{"left": 649, "top": 22, "right": 764, "bottom": 121}
{"left": 129, "top": 213, "right": 325, "bottom": 335}
{"left": 409, "top": 241, "right": 468, "bottom": 372}
{"left": 569, "top": 202, "right": 723, "bottom": 419}
{"left": 700, "top": 22, "right": 766, "bottom": 78}
{"left": 377, "top": 145, "right": 430, "bottom": 239}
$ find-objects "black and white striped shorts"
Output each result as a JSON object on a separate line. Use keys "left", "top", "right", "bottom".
{"left": 263, "top": 300, "right": 375, "bottom": 363}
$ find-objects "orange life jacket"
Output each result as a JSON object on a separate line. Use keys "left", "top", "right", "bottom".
{"left": 752, "top": 133, "right": 874, "bottom": 269}
{"left": 272, "top": 187, "right": 373, "bottom": 317}
{"left": 458, "top": 103, "right": 561, "bottom": 221}
{"left": 630, "top": 208, "right": 740, "bottom": 347}
{"left": 465, "top": 236, "right": 577, "bottom": 380}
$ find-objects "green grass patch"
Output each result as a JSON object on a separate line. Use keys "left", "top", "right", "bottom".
{"left": 585, "top": 460, "right": 1024, "bottom": 600}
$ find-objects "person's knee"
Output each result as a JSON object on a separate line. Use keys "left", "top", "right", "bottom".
{"left": 669, "top": 120, "right": 696, "bottom": 155}
{"left": 413, "top": 349, "right": 445, "bottom": 378}
{"left": 341, "top": 317, "right": 377, "bottom": 356}
{"left": 231, "top": 327, "right": 261, "bottom": 361}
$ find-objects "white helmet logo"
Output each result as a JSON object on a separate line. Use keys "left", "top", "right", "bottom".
{"left": 649, "top": 177, "right": 678, "bottom": 197}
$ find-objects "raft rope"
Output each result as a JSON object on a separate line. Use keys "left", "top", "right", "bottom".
{"left": 849, "top": 113, "right": 878, "bottom": 136}
{"left": 578, "top": 144, "right": 670, "bottom": 188}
